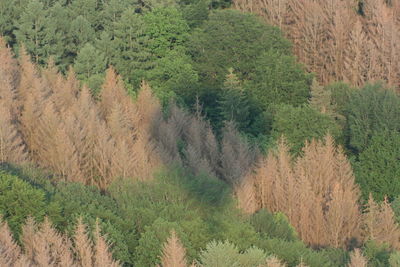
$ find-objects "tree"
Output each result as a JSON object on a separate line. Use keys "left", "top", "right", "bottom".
{"left": 0, "top": 171, "right": 47, "bottom": 235}
{"left": 74, "top": 43, "right": 107, "bottom": 95}
{"left": 237, "top": 136, "right": 361, "bottom": 248}
{"left": 188, "top": 9, "right": 292, "bottom": 87}
{"left": 160, "top": 230, "right": 188, "bottom": 267}
{"left": 142, "top": 7, "right": 190, "bottom": 58}
{"left": 355, "top": 130, "right": 400, "bottom": 201}
{"left": 14, "top": 0, "right": 48, "bottom": 64}
{"left": 362, "top": 195, "right": 400, "bottom": 250}
{"left": 345, "top": 83, "right": 400, "bottom": 154}
{"left": 111, "top": 9, "right": 153, "bottom": 87}
{"left": 219, "top": 69, "right": 250, "bottom": 131}
{"left": 146, "top": 49, "right": 199, "bottom": 106}
{"left": 271, "top": 104, "right": 341, "bottom": 155}
{"left": 247, "top": 50, "right": 312, "bottom": 109}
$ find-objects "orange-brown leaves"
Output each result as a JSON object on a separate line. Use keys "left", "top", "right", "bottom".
{"left": 237, "top": 135, "right": 361, "bottom": 248}
{"left": 233, "top": 0, "right": 400, "bottom": 89}
{"left": 362, "top": 195, "right": 400, "bottom": 249}
{"left": 2, "top": 216, "right": 120, "bottom": 267}
{"left": 160, "top": 230, "right": 188, "bottom": 267}
{"left": 347, "top": 249, "right": 368, "bottom": 267}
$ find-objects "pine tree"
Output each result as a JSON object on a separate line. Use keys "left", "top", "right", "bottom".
{"left": 14, "top": 0, "right": 60, "bottom": 65}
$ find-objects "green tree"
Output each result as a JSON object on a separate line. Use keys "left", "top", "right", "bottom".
{"left": 219, "top": 68, "right": 250, "bottom": 131}
{"left": 74, "top": 43, "right": 107, "bottom": 95}
{"left": 0, "top": 171, "right": 48, "bottom": 235}
{"left": 68, "top": 15, "right": 96, "bottom": 57}
{"left": 345, "top": 83, "right": 400, "bottom": 154}
{"left": 147, "top": 49, "right": 199, "bottom": 106}
{"left": 111, "top": 9, "right": 153, "bottom": 87}
{"left": 142, "top": 6, "right": 190, "bottom": 58}
{"left": 355, "top": 131, "right": 400, "bottom": 201}
{"left": 271, "top": 104, "right": 341, "bottom": 155}
{"left": 188, "top": 9, "right": 292, "bottom": 87}
{"left": 14, "top": 0, "right": 53, "bottom": 64}
{"left": 246, "top": 50, "right": 312, "bottom": 109}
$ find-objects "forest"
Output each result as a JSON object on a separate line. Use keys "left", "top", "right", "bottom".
{"left": 1, "top": 0, "right": 400, "bottom": 266}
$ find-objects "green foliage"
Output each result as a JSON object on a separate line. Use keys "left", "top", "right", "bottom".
{"left": 250, "top": 209, "right": 298, "bottom": 242}
{"left": 363, "top": 241, "right": 391, "bottom": 267}
{"left": 51, "top": 182, "right": 133, "bottom": 264}
{"left": 147, "top": 49, "right": 199, "bottom": 106}
{"left": 246, "top": 50, "right": 312, "bottom": 109}
{"left": 142, "top": 7, "right": 190, "bottom": 58}
{"left": 345, "top": 83, "right": 400, "bottom": 154}
{"left": 188, "top": 9, "right": 291, "bottom": 87}
{"left": 0, "top": 170, "right": 48, "bottom": 236}
{"left": 389, "top": 251, "right": 400, "bottom": 267}
{"left": 219, "top": 69, "right": 250, "bottom": 131}
{"left": 198, "top": 241, "right": 267, "bottom": 267}
{"left": 354, "top": 130, "right": 400, "bottom": 201}
{"left": 256, "top": 238, "right": 335, "bottom": 267}
{"left": 134, "top": 219, "right": 183, "bottom": 266}
{"left": 74, "top": 43, "right": 107, "bottom": 95}
{"left": 271, "top": 104, "right": 341, "bottom": 155}
{"left": 14, "top": 0, "right": 55, "bottom": 64}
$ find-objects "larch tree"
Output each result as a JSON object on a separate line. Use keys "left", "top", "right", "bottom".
{"left": 362, "top": 195, "right": 400, "bottom": 249}
{"left": 236, "top": 135, "right": 362, "bottom": 248}
{"left": 347, "top": 249, "right": 368, "bottom": 267}
{"left": 159, "top": 230, "right": 188, "bottom": 267}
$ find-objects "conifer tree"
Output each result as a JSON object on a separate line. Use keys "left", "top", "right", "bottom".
{"left": 0, "top": 104, "right": 27, "bottom": 164}
{"left": 74, "top": 43, "right": 107, "bottom": 96}
{"left": 309, "top": 78, "right": 332, "bottom": 114}
{"left": 362, "top": 195, "right": 400, "bottom": 249}
{"left": 348, "top": 249, "right": 368, "bottom": 267}
{"left": 219, "top": 68, "right": 250, "bottom": 130}
{"left": 237, "top": 135, "right": 361, "bottom": 248}
{"left": 160, "top": 230, "right": 188, "bottom": 267}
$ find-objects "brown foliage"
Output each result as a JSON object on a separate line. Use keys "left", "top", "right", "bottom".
{"left": 347, "top": 249, "right": 368, "bottom": 267}
{"left": 0, "top": 217, "right": 27, "bottom": 266}
{"left": 160, "top": 230, "right": 188, "bottom": 267}
{"left": 1, "top": 216, "right": 120, "bottom": 267}
{"left": 233, "top": 0, "right": 400, "bottom": 89}
{"left": 362, "top": 195, "right": 400, "bottom": 249}
{"left": 237, "top": 135, "right": 361, "bottom": 248}
{"left": 0, "top": 46, "right": 163, "bottom": 189}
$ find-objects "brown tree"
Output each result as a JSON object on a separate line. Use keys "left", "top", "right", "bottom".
{"left": 159, "top": 230, "right": 188, "bottom": 267}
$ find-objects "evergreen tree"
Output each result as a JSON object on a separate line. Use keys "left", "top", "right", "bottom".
{"left": 271, "top": 104, "right": 341, "bottom": 155}
{"left": 68, "top": 15, "right": 96, "bottom": 57}
{"left": 74, "top": 43, "right": 107, "bottom": 95}
{"left": 219, "top": 68, "right": 250, "bottom": 131}
{"left": 14, "top": 0, "right": 50, "bottom": 64}
{"left": 345, "top": 83, "right": 400, "bottom": 154}
{"left": 111, "top": 9, "right": 153, "bottom": 87}
{"left": 355, "top": 130, "right": 400, "bottom": 201}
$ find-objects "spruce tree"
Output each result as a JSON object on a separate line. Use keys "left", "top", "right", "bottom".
{"left": 219, "top": 68, "right": 250, "bottom": 131}
{"left": 14, "top": 0, "right": 48, "bottom": 64}
{"left": 74, "top": 43, "right": 107, "bottom": 95}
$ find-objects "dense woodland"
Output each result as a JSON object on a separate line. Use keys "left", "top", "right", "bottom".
{"left": 1, "top": 0, "right": 400, "bottom": 266}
